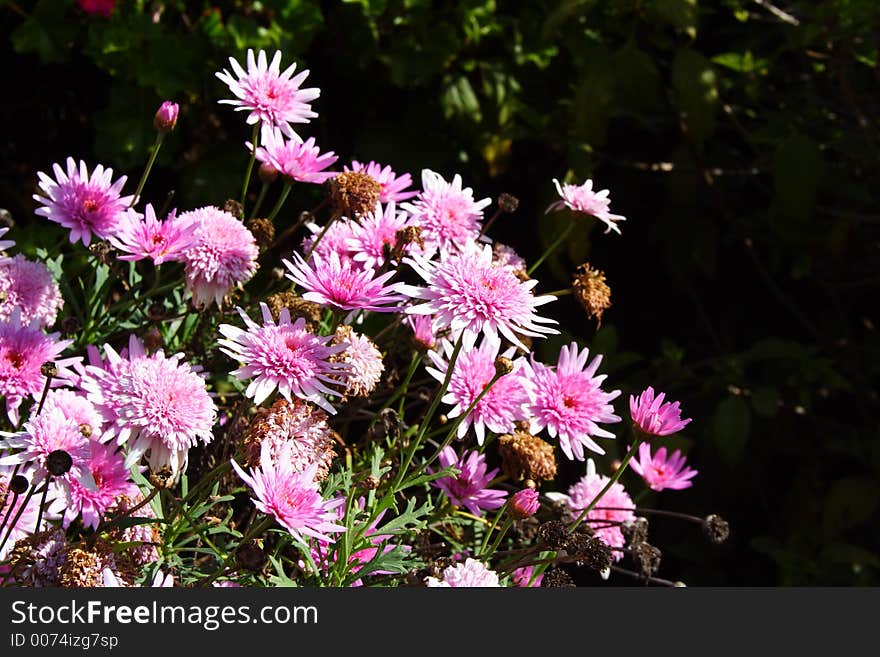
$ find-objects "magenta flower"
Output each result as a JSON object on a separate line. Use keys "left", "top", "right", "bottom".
{"left": 333, "top": 329, "right": 385, "bottom": 398}
{"left": 629, "top": 386, "right": 692, "bottom": 437}
{"left": 511, "top": 488, "right": 540, "bottom": 518}
{"left": 176, "top": 206, "right": 259, "bottom": 307}
{"left": 630, "top": 443, "right": 697, "bottom": 492}
{"left": 232, "top": 440, "right": 346, "bottom": 544}
{"left": 402, "top": 169, "right": 491, "bottom": 254}
{"left": 80, "top": 335, "right": 217, "bottom": 478}
{"left": 547, "top": 178, "right": 626, "bottom": 235}
{"left": 0, "top": 254, "right": 64, "bottom": 327}
{"left": 348, "top": 201, "right": 414, "bottom": 270}
{"left": 77, "top": 0, "right": 114, "bottom": 18}
{"left": 426, "top": 334, "right": 527, "bottom": 445}
{"left": 347, "top": 161, "right": 418, "bottom": 202}
{"left": 153, "top": 101, "right": 179, "bottom": 133}
{"left": 431, "top": 446, "right": 507, "bottom": 516}
{"left": 0, "top": 312, "right": 78, "bottom": 425}
{"left": 251, "top": 127, "right": 337, "bottom": 184}
{"left": 218, "top": 303, "right": 348, "bottom": 413}
{"left": 521, "top": 342, "right": 621, "bottom": 461}
{"left": 284, "top": 251, "right": 406, "bottom": 313}
{"left": 425, "top": 558, "right": 501, "bottom": 587}
{"left": 406, "top": 314, "right": 437, "bottom": 351}
{"left": 216, "top": 49, "right": 320, "bottom": 139}
{"left": 512, "top": 565, "right": 544, "bottom": 587}
{"left": 109, "top": 205, "right": 196, "bottom": 265}
{"left": 34, "top": 157, "right": 134, "bottom": 246}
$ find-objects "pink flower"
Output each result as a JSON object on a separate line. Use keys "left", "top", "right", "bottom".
{"left": 348, "top": 201, "right": 414, "bottom": 270}
{"left": 521, "top": 342, "right": 621, "bottom": 461}
{"left": 406, "top": 314, "right": 437, "bottom": 351}
{"left": 347, "top": 161, "right": 418, "bottom": 202}
{"left": 629, "top": 386, "right": 692, "bottom": 437}
{"left": 402, "top": 169, "right": 491, "bottom": 254}
{"left": 284, "top": 250, "right": 406, "bottom": 313}
{"left": 0, "top": 227, "right": 15, "bottom": 252}
{"left": 53, "top": 440, "right": 137, "bottom": 529}
{"left": 425, "top": 558, "right": 501, "bottom": 587}
{"left": 176, "top": 206, "right": 259, "bottom": 307}
{"left": 218, "top": 303, "right": 348, "bottom": 413}
{"left": 216, "top": 49, "right": 320, "bottom": 139}
{"left": 0, "top": 466, "right": 54, "bottom": 561}
{"left": 301, "top": 218, "right": 357, "bottom": 264}
{"left": 512, "top": 565, "right": 544, "bottom": 587}
{"left": 0, "top": 254, "right": 63, "bottom": 327}
{"left": 547, "top": 178, "right": 626, "bottom": 235}
{"left": 492, "top": 242, "right": 527, "bottom": 275}
{"left": 630, "top": 443, "right": 697, "bottom": 492}
{"left": 431, "top": 446, "right": 507, "bottom": 516}
{"left": 34, "top": 157, "right": 134, "bottom": 246}
{"left": 251, "top": 127, "right": 337, "bottom": 184}
{"left": 80, "top": 335, "right": 217, "bottom": 478}
{"left": 39, "top": 389, "right": 104, "bottom": 438}
{"left": 109, "top": 205, "right": 196, "bottom": 265}
{"left": 332, "top": 328, "right": 384, "bottom": 398}
{"left": 232, "top": 440, "right": 345, "bottom": 544}
{"left": 153, "top": 101, "right": 179, "bottom": 133}
{"left": 558, "top": 460, "right": 635, "bottom": 558}
{"left": 0, "top": 312, "right": 78, "bottom": 425}
{"left": 77, "top": 0, "right": 114, "bottom": 18}
{"left": 425, "top": 334, "right": 527, "bottom": 445}
{"left": 511, "top": 488, "right": 540, "bottom": 518}
{"left": 402, "top": 243, "right": 558, "bottom": 351}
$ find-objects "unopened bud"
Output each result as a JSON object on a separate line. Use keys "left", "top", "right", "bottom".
{"left": 223, "top": 199, "right": 244, "bottom": 220}
{"left": 258, "top": 163, "right": 279, "bottom": 184}
{"left": 154, "top": 101, "right": 179, "bottom": 133}
{"left": 510, "top": 488, "right": 540, "bottom": 519}
{"left": 79, "top": 423, "right": 93, "bottom": 438}
{"left": 247, "top": 218, "right": 275, "bottom": 249}
{"left": 41, "top": 362, "right": 57, "bottom": 378}
{"left": 46, "top": 450, "right": 73, "bottom": 476}
{"left": 10, "top": 474, "right": 28, "bottom": 495}
{"left": 494, "top": 356, "right": 514, "bottom": 377}
{"left": 498, "top": 193, "right": 519, "bottom": 213}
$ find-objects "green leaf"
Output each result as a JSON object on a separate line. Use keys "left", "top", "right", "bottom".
{"left": 713, "top": 396, "right": 750, "bottom": 466}
{"left": 442, "top": 74, "right": 482, "bottom": 123}
{"left": 672, "top": 48, "right": 718, "bottom": 143}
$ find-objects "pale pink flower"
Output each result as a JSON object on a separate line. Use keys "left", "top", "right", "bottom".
{"left": 347, "top": 161, "right": 418, "bottom": 202}
{"left": 301, "top": 218, "right": 358, "bottom": 264}
{"left": 332, "top": 328, "right": 384, "bottom": 398}
{"left": 0, "top": 254, "right": 64, "bottom": 327}
{"left": 401, "top": 243, "right": 558, "bottom": 351}
{"left": 547, "top": 178, "right": 626, "bottom": 235}
{"left": 109, "top": 204, "right": 196, "bottom": 265}
{"left": 426, "top": 334, "right": 527, "bottom": 444}
{"left": 521, "top": 342, "right": 621, "bottom": 461}
{"left": 512, "top": 565, "right": 544, "bottom": 587}
{"left": 402, "top": 169, "right": 491, "bottom": 254}
{"left": 251, "top": 127, "right": 337, "bottom": 184}
{"left": 492, "top": 242, "right": 527, "bottom": 277}
{"left": 348, "top": 201, "right": 414, "bottom": 270}
{"left": 630, "top": 443, "right": 697, "bottom": 492}
{"left": 39, "top": 389, "right": 104, "bottom": 438}
{"left": 0, "top": 466, "right": 54, "bottom": 561}
{"left": 232, "top": 440, "right": 345, "bottom": 544}
{"left": 176, "top": 206, "right": 259, "bottom": 307}
{"left": 34, "top": 157, "right": 134, "bottom": 245}
{"left": 0, "top": 227, "right": 14, "bottom": 252}
{"left": 425, "top": 558, "right": 501, "bottom": 587}
{"left": 0, "top": 311, "right": 78, "bottom": 425}
{"left": 431, "top": 446, "right": 507, "bottom": 516}
{"left": 284, "top": 250, "right": 406, "bottom": 313}
{"left": 218, "top": 303, "right": 348, "bottom": 413}
{"left": 629, "top": 386, "right": 692, "bottom": 437}
{"left": 216, "top": 49, "right": 320, "bottom": 139}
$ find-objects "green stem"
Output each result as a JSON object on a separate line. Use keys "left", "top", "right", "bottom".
{"left": 198, "top": 516, "right": 275, "bottom": 587}
{"left": 479, "top": 500, "right": 510, "bottom": 556}
{"left": 250, "top": 181, "right": 270, "bottom": 220}
{"left": 240, "top": 124, "right": 260, "bottom": 207}
{"left": 130, "top": 133, "right": 164, "bottom": 209}
{"left": 303, "top": 212, "right": 341, "bottom": 262}
{"left": 483, "top": 517, "right": 514, "bottom": 560}
{"left": 527, "top": 221, "right": 576, "bottom": 276}
{"left": 267, "top": 182, "right": 292, "bottom": 223}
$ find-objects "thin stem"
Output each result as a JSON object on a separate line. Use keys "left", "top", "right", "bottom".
{"left": 249, "top": 181, "right": 270, "bottom": 220}
{"left": 303, "top": 212, "right": 341, "bottom": 262}
{"left": 545, "top": 288, "right": 573, "bottom": 297}
{"left": 240, "top": 124, "right": 260, "bottom": 207}
{"left": 35, "top": 369, "right": 54, "bottom": 417}
{"left": 267, "top": 182, "right": 292, "bottom": 223}
{"left": 33, "top": 476, "right": 52, "bottom": 533}
{"left": 478, "top": 206, "right": 503, "bottom": 238}
{"left": 0, "top": 483, "right": 44, "bottom": 555}
{"left": 479, "top": 500, "right": 511, "bottom": 556}
{"left": 527, "top": 221, "right": 576, "bottom": 276}
{"left": 130, "top": 133, "right": 164, "bottom": 209}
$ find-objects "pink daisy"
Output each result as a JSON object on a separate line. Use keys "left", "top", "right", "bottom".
{"left": 301, "top": 217, "right": 358, "bottom": 264}
{"left": 425, "top": 558, "right": 501, "bottom": 587}
{"left": 512, "top": 565, "right": 544, "bottom": 587}
{"left": 39, "top": 389, "right": 105, "bottom": 440}
{"left": 33, "top": 157, "right": 134, "bottom": 246}
{"left": 0, "top": 311, "right": 78, "bottom": 425}
{"left": 547, "top": 178, "right": 626, "bottom": 235}
{"left": 251, "top": 127, "right": 337, "bottom": 184}
{"left": 347, "top": 161, "right": 418, "bottom": 202}
{"left": 630, "top": 443, "right": 698, "bottom": 492}
{"left": 431, "top": 446, "right": 507, "bottom": 516}
{"left": 0, "top": 254, "right": 64, "bottom": 327}
{"left": 401, "top": 243, "right": 558, "bottom": 351}
{"left": 216, "top": 49, "right": 320, "bottom": 139}
{"left": 521, "top": 342, "right": 621, "bottom": 461}
{"left": 218, "top": 303, "right": 348, "bottom": 414}
{"left": 0, "top": 466, "right": 54, "bottom": 561}
{"left": 629, "top": 386, "right": 692, "bottom": 437}
{"left": 176, "top": 206, "right": 259, "bottom": 308}
{"left": 348, "top": 201, "right": 414, "bottom": 270}
{"left": 232, "top": 440, "right": 345, "bottom": 544}
{"left": 283, "top": 250, "right": 406, "bottom": 313}
{"left": 109, "top": 204, "right": 196, "bottom": 264}
{"left": 426, "top": 334, "right": 527, "bottom": 445}
{"left": 402, "top": 169, "right": 491, "bottom": 254}
{"left": 557, "top": 459, "right": 635, "bottom": 557}
{"left": 79, "top": 335, "right": 217, "bottom": 478}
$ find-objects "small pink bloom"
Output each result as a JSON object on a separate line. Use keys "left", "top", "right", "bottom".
{"left": 406, "top": 314, "right": 437, "bottom": 351}
{"left": 109, "top": 205, "right": 196, "bottom": 265}
{"left": 431, "top": 446, "right": 507, "bottom": 516}
{"left": 511, "top": 488, "right": 540, "bottom": 519}
{"left": 0, "top": 254, "right": 63, "bottom": 327}
{"left": 251, "top": 127, "right": 337, "bottom": 184}
{"left": 630, "top": 443, "right": 697, "bottom": 492}
{"left": 347, "top": 161, "right": 418, "bottom": 203}
{"left": 301, "top": 218, "right": 357, "bottom": 264}
{"left": 154, "top": 101, "right": 179, "bottom": 133}
{"left": 512, "top": 565, "right": 544, "bottom": 587}
{"left": 332, "top": 328, "right": 384, "bottom": 398}
{"left": 77, "top": 0, "right": 114, "bottom": 18}
{"left": 348, "top": 201, "right": 414, "bottom": 270}
{"left": 547, "top": 178, "right": 626, "bottom": 235}
{"left": 425, "top": 558, "right": 501, "bottom": 587}
{"left": 629, "top": 386, "right": 692, "bottom": 437}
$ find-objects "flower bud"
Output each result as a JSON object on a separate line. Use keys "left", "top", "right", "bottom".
{"left": 154, "top": 101, "right": 179, "bottom": 133}
{"left": 10, "top": 474, "right": 29, "bottom": 495}
{"left": 40, "top": 362, "right": 57, "bottom": 378}
{"left": 510, "top": 488, "right": 540, "bottom": 519}
{"left": 498, "top": 193, "right": 519, "bottom": 213}
{"left": 258, "top": 163, "right": 279, "bottom": 184}
{"left": 46, "top": 450, "right": 73, "bottom": 477}
{"left": 494, "top": 356, "right": 514, "bottom": 377}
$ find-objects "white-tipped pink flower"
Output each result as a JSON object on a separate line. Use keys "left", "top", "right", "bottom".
{"left": 216, "top": 49, "right": 320, "bottom": 139}
{"left": 284, "top": 250, "right": 406, "bottom": 313}
{"left": 521, "top": 342, "right": 621, "bottom": 461}
{"left": 346, "top": 161, "right": 418, "bottom": 202}
{"left": 547, "top": 178, "right": 626, "bottom": 235}
{"left": 232, "top": 440, "right": 346, "bottom": 544}
{"left": 34, "top": 157, "right": 134, "bottom": 245}
{"left": 348, "top": 201, "right": 414, "bottom": 270}
{"left": 401, "top": 243, "right": 558, "bottom": 351}
{"left": 0, "top": 254, "right": 63, "bottom": 327}
{"left": 424, "top": 558, "right": 501, "bottom": 587}
{"left": 218, "top": 303, "right": 348, "bottom": 414}
{"left": 251, "top": 127, "right": 337, "bottom": 184}
{"left": 630, "top": 443, "right": 698, "bottom": 492}
{"left": 109, "top": 205, "right": 196, "bottom": 265}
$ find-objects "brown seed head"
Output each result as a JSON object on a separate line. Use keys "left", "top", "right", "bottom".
{"left": 572, "top": 262, "right": 612, "bottom": 325}
{"left": 264, "top": 291, "right": 323, "bottom": 329}
{"left": 330, "top": 170, "right": 382, "bottom": 218}
{"left": 498, "top": 429, "right": 557, "bottom": 482}
{"left": 247, "top": 218, "right": 275, "bottom": 250}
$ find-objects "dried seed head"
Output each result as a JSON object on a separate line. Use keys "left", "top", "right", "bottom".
{"left": 330, "top": 170, "right": 382, "bottom": 218}
{"left": 537, "top": 520, "right": 570, "bottom": 550}
{"left": 89, "top": 241, "right": 112, "bottom": 264}
{"left": 223, "top": 199, "right": 244, "bottom": 220}
{"left": 60, "top": 316, "right": 81, "bottom": 336}
{"left": 632, "top": 542, "right": 662, "bottom": 579}
{"left": 46, "top": 450, "right": 73, "bottom": 477}
{"left": 362, "top": 475, "right": 381, "bottom": 490}
{"left": 572, "top": 262, "right": 611, "bottom": 325}
{"left": 264, "top": 291, "right": 323, "bottom": 329}
{"left": 621, "top": 517, "right": 649, "bottom": 547}
{"left": 148, "top": 465, "right": 176, "bottom": 489}
{"left": 541, "top": 567, "right": 576, "bottom": 588}
{"left": 498, "top": 429, "right": 557, "bottom": 482}
{"left": 78, "top": 423, "right": 92, "bottom": 438}
{"left": 247, "top": 218, "right": 275, "bottom": 250}
{"left": 498, "top": 193, "right": 520, "bottom": 213}
{"left": 702, "top": 514, "right": 730, "bottom": 544}
{"left": 10, "top": 474, "right": 28, "bottom": 495}
{"left": 40, "top": 362, "right": 57, "bottom": 378}
{"left": 394, "top": 225, "right": 424, "bottom": 261}
{"left": 494, "top": 356, "right": 514, "bottom": 377}
{"left": 567, "top": 534, "right": 613, "bottom": 573}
